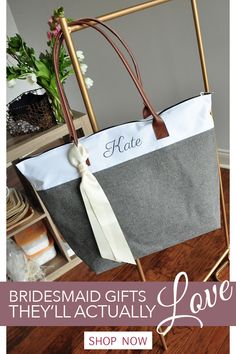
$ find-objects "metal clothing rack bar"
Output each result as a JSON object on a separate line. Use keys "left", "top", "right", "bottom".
{"left": 190, "top": 0, "right": 229, "bottom": 281}
{"left": 70, "top": 0, "right": 172, "bottom": 33}
{"left": 59, "top": 0, "right": 229, "bottom": 350}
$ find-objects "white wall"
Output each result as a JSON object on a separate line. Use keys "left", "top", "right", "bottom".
{"left": 7, "top": 0, "right": 229, "bottom": 151}
{"left": 6, "top": 2, "right": 18, "bottom": 37}
{"left": 6, "top": 3, "right": 39, "bottom": 103}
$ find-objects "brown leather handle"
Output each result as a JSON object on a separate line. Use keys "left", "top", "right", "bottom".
{"left": 69, "top": 18, "right": 152, "bottom": 119}
{"left": 53, "top": 18, "right": 169, "bottom": 142}
{"left": 69, "top": 18, "right": 143, "bottom": 85}
{"left": 54, "top": 33, "right": 78, "bottom": 142}
{"left": 53, "top": 19, "right": 145, "bottom": 143}
{"left": 53, "top": 25, "right": 143, "bottom": 143}
{"left": 72, "top": 19, "right": 169, "bottom": 138}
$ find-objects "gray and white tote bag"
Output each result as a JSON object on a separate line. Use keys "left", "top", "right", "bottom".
{"left": 16, "top": 18, "right": 220, "bottom": 274}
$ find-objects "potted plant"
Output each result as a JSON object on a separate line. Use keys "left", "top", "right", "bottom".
{"left": 7, "top": 7, "right": 93, "bottom": 129}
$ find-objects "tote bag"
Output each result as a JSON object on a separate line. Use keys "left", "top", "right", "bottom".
{"left": 17, "top": 18, "right": 220, "bottom": 274}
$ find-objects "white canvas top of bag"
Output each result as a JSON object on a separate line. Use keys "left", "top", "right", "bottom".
{"left": 17, "top": 94, "right": 213, "bottom": 192}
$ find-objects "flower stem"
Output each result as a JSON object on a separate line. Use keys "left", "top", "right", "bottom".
{"left": 48, "top": 93, "right": 64, "bottom": 123}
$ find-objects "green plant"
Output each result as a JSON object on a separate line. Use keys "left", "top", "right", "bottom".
{"left": 7, "top": 7, "right": 93, "bottom": 123}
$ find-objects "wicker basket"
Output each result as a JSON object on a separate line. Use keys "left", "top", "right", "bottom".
{"left": 7, "top": 89, "right": 56, "bottom": 136}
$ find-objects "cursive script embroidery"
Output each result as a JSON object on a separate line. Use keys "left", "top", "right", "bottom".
{"left": 103, "top": 136, "right": 142, "bottom": 158}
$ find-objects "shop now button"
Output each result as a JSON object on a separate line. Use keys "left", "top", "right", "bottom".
{"left": 84, "top": 331, "right": 152, "bottom": 349}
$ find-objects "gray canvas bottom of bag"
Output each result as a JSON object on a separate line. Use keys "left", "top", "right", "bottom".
{"left": 39, "top": 128, "right": 220, "bottom": 274}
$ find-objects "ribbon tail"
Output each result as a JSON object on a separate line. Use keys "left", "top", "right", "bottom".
{"left": 80, "top": 187, "right": 116, "bottom": 261}
{"left": 80, "top": 174, "right": 136, "bottom": 265}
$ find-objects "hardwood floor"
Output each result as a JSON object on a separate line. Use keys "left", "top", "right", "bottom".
{"left": 7, "top": 169, "right": 229, "bottom": 354}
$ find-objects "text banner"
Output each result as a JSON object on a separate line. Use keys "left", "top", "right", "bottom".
{"left": 0, "top": 274, "right": 235, "bottom": 330}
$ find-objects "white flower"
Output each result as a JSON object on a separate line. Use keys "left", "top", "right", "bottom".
{"left": 8, "top": 79, "right": 16, "bottom": 88}
{"left": 27, "top": 73, "right": 37, "bottom": 84}
{"left": 80, "top": 63, "right": 88, "bottom": 74}
{"left": 76, "top": 50, "right": 85, "bottom": 62}
{"left": 85, "top": 77, "right": 94, "bottom": 89}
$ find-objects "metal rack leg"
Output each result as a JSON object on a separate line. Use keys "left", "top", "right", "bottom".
{"left": 191, "top": 0, "right": 230, "bottom": 281}
{"left": 136, "top": 259, "right": 168, "bottom": 351}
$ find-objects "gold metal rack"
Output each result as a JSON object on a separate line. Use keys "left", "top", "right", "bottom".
{"left": 59, "top": 0, "right": 229, "bottom": 350}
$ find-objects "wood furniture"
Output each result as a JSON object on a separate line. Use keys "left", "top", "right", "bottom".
{"left": 7, "top": 111, "right": 92, "bottom": 281}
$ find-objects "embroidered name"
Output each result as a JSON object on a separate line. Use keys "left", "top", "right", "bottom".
{"left": 103, "top": 136, "right": 142, "bottom": 158}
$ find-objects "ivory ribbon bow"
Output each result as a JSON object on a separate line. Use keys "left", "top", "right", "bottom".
{"left": 68, "top": 143, "right": 136, "bottom": 265}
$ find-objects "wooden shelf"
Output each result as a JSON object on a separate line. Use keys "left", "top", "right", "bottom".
{"left": 6, "top": 111, "right": 92, "bottom": 281}
{"left": 7, "top": 210, "right": 46, "bottom": 238}
{"left": 70, "top": 254, "right": 81, "bottom": 262}
{"left": 44, "top": 254, "right": 82, "bottom": 281}
{"left": 7, "top": 112, "right": 92, "bottom": 163}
